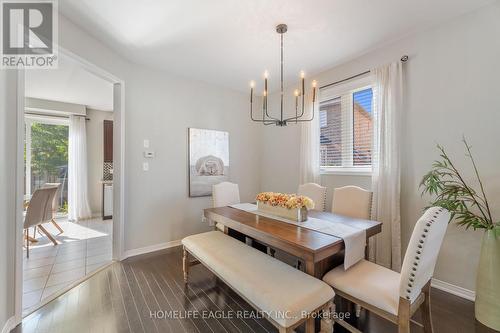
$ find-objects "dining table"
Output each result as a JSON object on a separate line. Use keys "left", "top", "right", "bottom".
{"left": 204, "top": 205, "right": 382, "bottom": 279}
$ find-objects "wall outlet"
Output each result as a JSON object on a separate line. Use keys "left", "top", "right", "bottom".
{"left": 143, "top": 139, "right": 150, "bottom": 148}
{"left": 142, "top": 162, "right": 149, "bottom": 171}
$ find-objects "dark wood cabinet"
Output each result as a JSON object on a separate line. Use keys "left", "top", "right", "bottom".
{"left": 104, "top": 120, "right": 113, "bottom": 162}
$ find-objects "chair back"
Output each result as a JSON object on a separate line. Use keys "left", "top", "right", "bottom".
{"left": 298, "top": 183, "right": 327, "bottom": 211}
{"left": 42, "top": 183, "right": 61, "bottom": 213}
{"left": 399, "top": 207, "right": 450, "bottom": 302}
{"left": 212, "top": 182, "right": 240, "bottom": 208}
{"left": 24, "top": 187, "right": 58, "bottom": 229}
{"left": 332, "top": 185, "right": 372, "bottom": 219}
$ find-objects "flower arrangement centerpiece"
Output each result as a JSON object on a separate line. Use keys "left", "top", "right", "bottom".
{"left": 256, "top": 192, "right": 314, "bottom": 222}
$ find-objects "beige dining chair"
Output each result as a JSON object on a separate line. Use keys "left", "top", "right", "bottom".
{"left": 332, "top": 186, "right": 372, "bottom": 220}
{"left": 298, "top": 183, "right": 327, "bottom": 212}
{"left": 42, "top": 183, "right": 64, "bottom": 234}
{"left": 322, "top": 207, "right": 450, "bottom": 333}
{"left": 24, "top": 186, "right": 59, "bottom": 258}
{"left": 212, "top": 181, "right": 241, "bottom": 208}
{"left": 212, "top": 182, "right": 259, "bottom": 249}
{"left": 292, "top": 183, "right": 328, "bottom": 269}
{"left": 331, "top": 185, "right": 373, "bottom": 316}
{"left": 212, "top": 182, "right": 241, "bottom": 232}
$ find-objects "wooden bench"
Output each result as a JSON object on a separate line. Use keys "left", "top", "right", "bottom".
{"left": 182, "top": 231, "right": 335, "bottom": 333}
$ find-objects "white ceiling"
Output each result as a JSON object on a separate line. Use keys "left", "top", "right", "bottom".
{"left": 25, "top": 55, "right": 114, "bottom": 111}
{"left": 60, "top": 0, "right": 494, "bottom": 92}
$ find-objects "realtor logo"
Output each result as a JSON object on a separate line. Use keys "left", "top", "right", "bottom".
{"left": 1, "top": 0, "right": 58, "bottom": 68}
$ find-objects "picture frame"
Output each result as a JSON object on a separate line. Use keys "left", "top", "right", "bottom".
{"left": 188, "top": 128, "right": 229, "bottom": 197}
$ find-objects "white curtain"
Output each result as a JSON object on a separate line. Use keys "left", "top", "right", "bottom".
{"left": 68, "top": 115, "right": 91, "bottom": 221}
{"left": 299, "top": 101, "right": 321, "bottom": 184}
{"left": 369, "top": 61, "right": 403, "bottom": 271}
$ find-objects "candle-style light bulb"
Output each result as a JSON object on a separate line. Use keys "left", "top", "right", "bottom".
{"left": 312, "top": 80, "right": 317, "bottom": 103}
{"left": 250, "top": 81, "right": 254, "bottom": 104}
{"left": 294, "top": 88, "right": 299, "bottom": 122}
{"left": 300, "top": 71, "right": 305, "bottom": 104}
{"left": 264, "top": 72, "right": 268, "bottom": 103}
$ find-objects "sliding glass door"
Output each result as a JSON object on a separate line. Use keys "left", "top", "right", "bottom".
{"left": 25, "top": 116, "right": 69, "bottom": 215}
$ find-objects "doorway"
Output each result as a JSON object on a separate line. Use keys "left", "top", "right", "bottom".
{"left": 14, "top": 48, "right": 125, "bottom": 321}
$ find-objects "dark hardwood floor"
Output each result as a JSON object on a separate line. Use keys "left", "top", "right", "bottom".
{"left": 13, "top": 247, "right": 498, "bottom": 333}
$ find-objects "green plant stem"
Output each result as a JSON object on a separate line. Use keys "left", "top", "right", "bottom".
{"left": 463, "top": 139, "right": 493, "bottom": 227}
{"left": 437, "top": 145, "right": 491, "bottom": 225}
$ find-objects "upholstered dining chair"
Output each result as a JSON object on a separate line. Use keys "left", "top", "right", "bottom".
{"left": 24, "top": 186, "right": 59, "bottom": 258}
{"left": 212, "top": 181, "right": 241, "bottom": 208}
{"left": 212, "top": 182, "right": 241, "bottom": 232}
{"left": 322, "top": 207, "right": 450, "bottom": 333}
{"left": 332, "top": 185, "right": 372, "bottom": 220}
{"left": 331, "top": 185, "right": 373, "bottom": 316}
{"left": 42, "top": 183, "right": 64, "bottom": 234}
{"left": 292, "top": 182, "right": 328, "bottom": 269}
{"left": 298, "top": 183, "right": 327, "bottom": 212}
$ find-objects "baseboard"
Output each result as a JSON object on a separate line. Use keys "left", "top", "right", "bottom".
{"left": 431, "top": 278, "right": 475, "bottom": 301}
{"left": 1, "top": 316, "right": 16, "bottom": 333}
{"left": 123, "top": 240, "right": 182, "bottom": 260}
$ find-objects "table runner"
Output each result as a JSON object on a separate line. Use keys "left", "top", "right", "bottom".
{"left": 229, "top": 203, "right": 366, "bottom": 269}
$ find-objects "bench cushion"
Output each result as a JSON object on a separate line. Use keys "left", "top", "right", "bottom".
{"left": 182, "top": 231, "right": 335, "bottom": 328}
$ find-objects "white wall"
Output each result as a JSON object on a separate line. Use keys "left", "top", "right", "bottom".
{"left": 0, "top": 70, "right": 17, "bottom": 330}
{"left": 260, "top": 2, "right": 500, "bottom": 291}
{"left": 54, "top": 15, "right": 262, "bottom": 252}
{"left": 124, "top": 66, "right": 261, "bottom": 250}
{"left": 399, "top": 2, "right": 500, "bottom": 291}
{"left": 86, "top": 109, "right": 113, "bottom": 216}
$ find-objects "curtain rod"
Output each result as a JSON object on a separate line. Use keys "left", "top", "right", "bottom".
{"left": 25, "top": 111, "right": 90, "bottom": 121}
{"left": 319, "top": 55, "right": 408, "bottom": 90}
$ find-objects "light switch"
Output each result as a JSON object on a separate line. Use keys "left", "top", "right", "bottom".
{"left": 142, "top": 162, "right": 149, "bottom": 171}
{"left": 143, "top": 139, "right": 150, "bottom": 148}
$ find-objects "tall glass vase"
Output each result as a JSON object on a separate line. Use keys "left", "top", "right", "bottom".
{"left": 475, "top": 226, "right": 500, "bottom": 330}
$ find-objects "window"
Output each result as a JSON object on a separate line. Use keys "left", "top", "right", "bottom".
{"left": 319, "top": 76, "right": 373, "bottom": 174}
{"left": 24, "top": 115, "right": 69, "bottom": 214}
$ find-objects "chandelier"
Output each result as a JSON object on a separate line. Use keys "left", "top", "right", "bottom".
{"left": 250, "top": 24, "right": 317, "bottom": 126}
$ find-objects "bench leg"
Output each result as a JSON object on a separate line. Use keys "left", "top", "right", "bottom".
{"left": 183, "top": 247, "right": 189, "bottom": 284}
{"left": 305, "top": 318, "right": 315, "bottom": 333}
{"left": 321, "top": 300, "right": 334, "bottom": 333}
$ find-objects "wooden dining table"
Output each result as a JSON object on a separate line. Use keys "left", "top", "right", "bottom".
{"left": 204, "top": 206, "right": 382, "bottom": 279}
